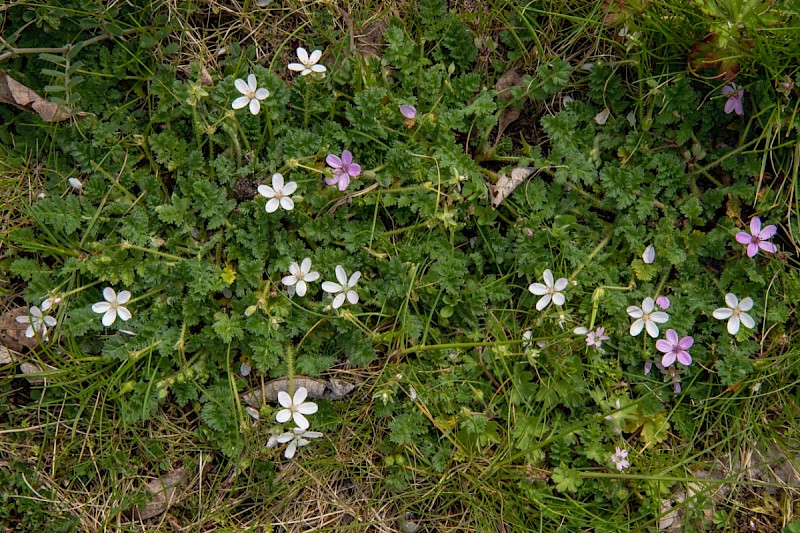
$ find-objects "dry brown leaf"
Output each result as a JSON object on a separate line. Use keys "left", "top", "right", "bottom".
{"left": 0, "top": 306, "right": 40, "bottom": 351}
{"left": 490, "top": 167, "right": 535, "bottom": 209}
{"left": 199, "top": 65, "right": 213, "bottom": 86}
{"left": 356, "top": 18, "right": 387, "bottom": 59}
{"left": 0, "top": 70, "right": 86, "bottom": 122}
{"left": 494, "top": 69, "right": 524, "bottom": 146}
{"left": 130, "top": 468, "right": 187, "bottom": 520}
{"left": 242, "top": 376, "right": 357, "bottom": 407}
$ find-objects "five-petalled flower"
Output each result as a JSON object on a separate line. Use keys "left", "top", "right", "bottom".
{"left": 610, "top": 447, "right": 629, "bottom": 471}
{"left": 656, "top": 329, "right": 694, "bottom": 367}
{"left": 282, "top": 258, "right": 320, "bottom": 297}
{"left": 627, "top": 297, "right": 669, "bottom": 338}
{"left": 267, "top": 427, "right": 323, "bottom": 459}
{"left": 528, "top": 269, "right": 568, "bottom": 311}
{"left": 712, "top": 293, "right": 755, "bottom": 335}
{"left": 275, "top": 387, "right": 318, "bottom": 430}
{"left": 586, "top": 327, "right": 610, "bottom": 349}
{"left": 325, "top": 150, "right": 361, "bottom": 191}
{"left": 258, "top": 173, "right": 297, "bottom": 213}
{"left": 322, "top": 265, "right": 361, "bottom": 309}
{"left": 15, "top": 306, "right": 56, "bottom": 339}
{"left": 735, "top": 216, "right": 777, "bottom": 257}
{"left": 232, "top": 73, "right": 270, "bottom": 115}
{"left": 288, "top": 47, "right": 326, "bottom": 76}
{"left": 92, "top": 287, "right": 132, "bottom": 326}
{"left": 722, "top": 83, "right": 744, "bottom": 116}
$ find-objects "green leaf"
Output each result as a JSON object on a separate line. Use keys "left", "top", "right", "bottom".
{"left": 551, "top": 463, "right": 583, "bottom": 493}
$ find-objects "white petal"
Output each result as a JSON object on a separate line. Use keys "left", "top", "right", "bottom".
{"left": 739, "top": 312, "right": 755, "bottom": 329}
{"left": 275, "top": 409, "right": 291, "bottom": 424}
{"left": 103, "top": 287, "right": 117, "bottom": 303}
{"left": 630, "top": 319, "right": 644, "bottom": 336}
{"left": 552, "top": 292, "right": 565, "bottom": 306}
{"left": 542, "top": 269, "right": 554, "bottom": 288}
{"left": 295, "top": 280, "right": 307, "bottom": 297}
{"left": 92, "top": 302, "right": 111, "bottom": 313}
{"left": 303, "top": 431, "right": 323, "bottom": 439}
{"left": 249, "top": 98, "right": 261, "bottom": 115}
{"left": 255, "top": 88, "right": 270, "bottom": 100}
{"left": 247, "top": 73, "right": 258, "bottom": 92}
{"left": 727, "top": 315, "right": 740, "bottom": 335}
{"left": 116, "top": 307, "right": 132, "bottom": 321}
{"left": 284, "top": 440, "right": 297, "bottom": 459}
{"left": 738, "top": 297, "right": 754, "bottom": 312}
{"left": 529, "top": 283, "right": 547, "bottom": 296}
{"left": 296, "top": 47, "right": 309, "bottom": 64}
{"left": 310, "top": 64, "right": 327, "bottom": 73}
{"left": 642, "top": 245, "right": 655, "bottom": 264}
{"left": 43, "top": 316, "right": 57, "bottom": 327}
{"left": 293, "top": 412, "right": 310, "bottom": 430}
{"left": 535, "top": 294, "right": 552, "bottom": 311}
{"left": 265, "top": 198, "right": 280, "bottom": 212}
{"left": 725, "top": 293, "right": 738, "bottom": 309}
{"left": 554, "top": 278, "right": 568, "bottom": 291}
{"left": 29, "top": 307, "right": 42, "bottom": 318}
{"left": 297, "top": 402, "right": 318, "bottom": 415}
{"left": 287, "top": 63, "right": 305, "bottom": 72}
{"left": 626, "top": 306, "right": 643, "bottom": 319}
{"left": 348, "top": 271, "right": 361, "bottom": 287}
{"left": 272, "top": 173, "right": 284, "bottom": 190}
{"left": 300, "top": 69, "right": 312, "bottom": 76}
{"left": 293, "top": 387, "right": 308, "bottom": 404}
{"left": 322, "top": 281, "right": 342, "bottom": 294}
{"left": 234, "top": 78, "right": 250, "bottom": 95}
{"left": 24, "top": 325, "right": 35, "bottom": 338}
{"left": 641, "top": 297, "right": 655, "bottom": 313}
{"left": 300, "top": 258, "right": 312, "bottom": 273}
{"left": 332, "top": 293, "right": 346, "bottom": 309}
{"left": 346, "top": 290, "right": 359, "bottom": 304}
{"left": 283, "top": 274, "right": 298, "bottom": 287}
{"left": 278, "top": 391, "right": 292, "bottom": 408}
{"left": 308, "top": 49, "right": 322, "bottom": 64}
{"left": 276, "top": 431, "right": 295, "bottom": 443}
{"left": 645, "top": 320, "right": 659, "bottom": 338}
{"left": 15, "top": 315, "right": 30, "bottom": 324}
{"left": 304, "top": 271, "right": 320, "bottom": 282}
{"left": 713, "top": 308, "right": 733, "bottom": 319}
{"left": 280, "top": 197, "right": 294, "bottom": 211}
{"left": 650, "top": 311, "right": 669, "bottom": 324}
{"left": 102, "top": 308, "right": 117, "bottom": 326}
{"left": 282, "top": 180, "right": 298, "bottom": 195}
{"left": 257, "top": 184, "right": 275, "bottom": 198}
{"left": 335, "top": 265, "right": 348, "bottom": 285}
{"left": 116, "top": 291, "right": 131, "bottom": 304}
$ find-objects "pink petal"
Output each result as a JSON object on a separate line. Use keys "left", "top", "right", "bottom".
{"left": 724, "top": 98, "right": 736, "bottom": 115}
{"left": 655, "top": 339, "right": 672, "bottom": 353}
{"left": 678, "top": 336, "right": 694, "bottom": 350}
{"left": 758, "top": 241, "right": 777, "bottom": 254}
{"left": 326, "top": 154, "right": 343, "bottom": 169}
{"left": 676, "top": 351, "right": 692, "bottom": 365}
{"left": 747, "top": 243, "right": 759, "bottom": 257}
{"left": 735, "top": 232, "right": 753, "bottom": 245}
{"left": 325, "top": 176, "right": 339, "bottom": 186}
{"left": 661, "top": 352, "right": 676, "bottom": 367}
{"left": 722, "top": 85, "right": 733, "bottom": 95}
{"left": 337, "top": 175, "right": 350, "bottom": 191}
{"left": 664, "top": 329, "right": 678, "bottom": 345}
{"left": 758, "top": 224, "right": 777, "bottom": 239}
{"left": 750, "top": 217, "right": 762, "bottom": 236}
{"left": 341, "top": 150, "right": 353, "bottom": 166}
{"left": 348, "top": 163, "right": 361, "bottom": 177}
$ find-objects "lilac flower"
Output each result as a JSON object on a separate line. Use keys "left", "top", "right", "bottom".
{"left": 655, "top": 296, "right": 670, "bottom": 310}
{"left": 399, "top": 105, "right": 417, "bottom": 119}
{"left": 712, "top": 293, "right": 755, "bottom": 335}
{"left": 627, "top": 297, "right": 669, "bottom": 338}
{"left": 735, "top": 216, "right": 777, "bottom": 257}
{"left": 325, "top": 150, "right": 361, "bottom": 191}
{"left": 610, "top": 447, "right": 629, "bottom": 471}
{"left": 722, "top": 83, "right": 744, "bottom": 116}
{"left": 586, "top": 327, "right": 610, "bottom": 348}
{"left": 656, "top": 329, "right": 693, "bottom": 367}
{"left": 528, "top": 269, "right": 568, "bottom": 311}
{"left": 642, "top": 245, "right": 655, "bottom": 264}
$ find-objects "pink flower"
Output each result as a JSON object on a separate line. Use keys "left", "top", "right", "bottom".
{"left": 586, "top": 327, "right": 609, "bottom": 348}
{"left": 735, "top": 216, "right": 777, "bottom": 257}
{"left": 610, "top": 447, "right": 629, "bottom": 471}
{"left": 656, "top": 329, "right": 693, "bottom": 367}
{"left": 722, "top": 83, "right": 744, "bottom": 116}
{"left": 325, "top": 150, "right": 361, "bottom": 191}
{"left": 399, "top": 104, "right": 417, "bottom": 119}
{"left": 655, "top": 296, "right": 670, "bottom": 310}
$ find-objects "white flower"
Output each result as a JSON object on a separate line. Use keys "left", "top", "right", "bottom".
{"left": 281, "top": 258, "right": 320, "bottom": 297}
{"left": 41, "top": 292, "right": 62, "bottom": 311}
{"left": 275, "top": 387, "right": 318, "bottom": 430}
{"left": 91, "top": 287, "right": 132, "bottom": 326}
{"left": 68, "top": 178, "right": 83, "bottom": 192}
{"left": 642, "top": 245, "right": 655, "bottom": 264}
{"left": 627, "top": 297, "right": 669, "bottom": 338}
{"left": 528, "top": 269, "right": 568, "bottom": 311}
{"left": 287, "top": 47, "right": 327, "bottom": 76}
{"left": 712, "top": 293, "right": 755, "bottom": 335}
{"left": 232, "top": 73, "right": 270, "bottom": 115}
{"left": 15, "top": 306, "right": 56, "bottom": 339}
{"left": 257, "top": 173, "right": 297, "bottom": 213}
{"left": 321, "top": 265, "right": 361, "bottom": 309}
{"left": 267, "top": 426, "right": 323, "bottom": 459}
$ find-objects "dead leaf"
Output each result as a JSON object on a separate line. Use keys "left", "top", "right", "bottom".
{"left": 199, "top": 66, "right": 213, "bottom": 86}
{"left": 130, "top": 468, "right": 187, "bottom": 520}
{"left": 494, "top": 69, "right": 524, "bottom": 146}
{"left": 0, "top": 70, "right": 86, "bottom": 122}
{"left": 242, "top": 376, "right": 358, "bottom": 407}
{"left": 0, "top": 306, "right": 40, "bottom": 351}
{"left": 490, "top": 167, "right": 535, "bottom": 209}
{"left": 356, "top": 18, "right": 387, "bottom": 59}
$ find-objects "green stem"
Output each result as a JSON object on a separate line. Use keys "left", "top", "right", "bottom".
{"left": 287, "top": 345, "right": 295, "bottom": 394}
{"left": 569, "top": 233, "right": 612, "bottom": 282}
{"left": 118, "top": 242, "right": 184, "bottom": 261}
